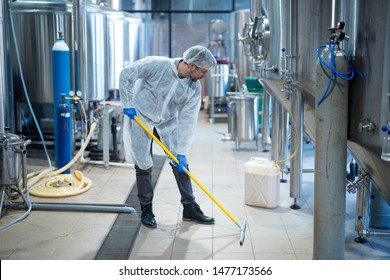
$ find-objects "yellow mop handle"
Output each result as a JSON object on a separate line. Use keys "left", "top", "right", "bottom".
{"left": 134, "top": 116, "right": 239, "bottom": 225}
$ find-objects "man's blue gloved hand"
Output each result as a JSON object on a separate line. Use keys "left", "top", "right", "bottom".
{"left": 176, "top": 154, "right": 188, "bottom": 173}
{"left": 123, "top": 108, "right": 137, "bottom": 120}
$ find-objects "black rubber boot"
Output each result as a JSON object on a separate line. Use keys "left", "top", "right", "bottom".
{"left": 141, "top": 204, "right": 157, "bottom": 228}
{"left": 183, "top": 203, "right": 215, "bottom": 224}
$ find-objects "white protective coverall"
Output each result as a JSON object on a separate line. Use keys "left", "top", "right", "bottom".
{"left": 119, "top": 56, "right": 201, "bottom": 170}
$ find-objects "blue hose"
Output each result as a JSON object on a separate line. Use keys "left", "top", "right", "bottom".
{"left": 316, "top": 39, "right": 354, "bottom": 105}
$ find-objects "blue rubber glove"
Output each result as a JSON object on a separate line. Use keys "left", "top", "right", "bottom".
{"left": 176, "top": 154, "right": 188, "bottom": 173}
{"left": 123, "top": 108, "right": 137, "bottom": 119}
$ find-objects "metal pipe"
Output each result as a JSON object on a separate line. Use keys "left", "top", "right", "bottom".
{"left": 0, "top": 0, "right": 11, "bottom": 132}
{"left": 21, "top": 142, "right": 28, "bottom": 193}
{"left": 102, "top": 107, "right": 111, "bottom": 169}
{"left": 290, "top": 89, "right": 303, "bottom": 204}
{"left": 6, "top": 202, "right": 135, "bottom": 214}
{"left": 303, "top": 168, "right": 314, "bottom": 173}
{"left": 261, "top": 92, "right": 270, "bottom": 152}
{"left": 278, "top": 105, "right": 288, "bottom": 181}
{"left": 75, "top": 0, "right": 88, "bottom": 106}
{"left": 271, "top": 97, "right": 279, "bottom": 161}
{"left": 354, "top": 178, "right": 370, "bottom": 236}
{"left": 288, "top": 0, "right": 301, "bottom": 206}
{"left": 358, "top": 229, "right": 390, "bottom": 238}
{"left": 347, "top": 173, "right": 370, "bottom": 194}
{"left": 0, "top": 188, "right": 5, "bottom": 218}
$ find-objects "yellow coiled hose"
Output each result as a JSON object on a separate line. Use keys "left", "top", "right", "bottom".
{"left": 27, "top": 122, "right": 97, "bottom": 198}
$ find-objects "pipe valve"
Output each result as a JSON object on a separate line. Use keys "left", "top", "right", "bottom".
{"left": 357, "top": 119, "right": 376, "bottom": 133}
{"left": 328, "top": 21, "right": 348, "bottom": 44}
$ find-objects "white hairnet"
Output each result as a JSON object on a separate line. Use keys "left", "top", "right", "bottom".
{"left": 183, "top": 46, "right": 217, "bottom": 70}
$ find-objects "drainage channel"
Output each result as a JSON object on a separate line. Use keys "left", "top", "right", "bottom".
{"left": 95, "top": 155, "right": 166, "bottom": 260}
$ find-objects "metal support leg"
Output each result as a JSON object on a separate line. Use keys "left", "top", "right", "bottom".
{"left": 354, "top": 179, "right": 370, "bottom": 243}
{"left": 262, "top": 92, "right": 271, "bottom": 152}
{"left": 102, "top": 107, "right": 112, "bottom": 169}
{"left": 271, "top": 97, "right": 279, "bottom": 161}
{"left": 290, "top": 89, "right": 303, "bottom": 209}
{"left": 0, "top": 188, "right": 5, "bottom": 218}
{"left": 278, "top": 105, "right": 288, "bottom": 183}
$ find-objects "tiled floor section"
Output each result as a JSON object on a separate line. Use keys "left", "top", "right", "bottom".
{"left": 1, "top": 110, "right": 390, "bottom": 260}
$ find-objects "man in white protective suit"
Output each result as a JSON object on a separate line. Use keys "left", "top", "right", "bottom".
{"left": 119, "top": 46, "right": 217, "bottom": 228}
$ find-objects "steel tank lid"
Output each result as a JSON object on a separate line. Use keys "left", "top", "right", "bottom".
{"left": 0, "top": 129, "right": 24, "bottom": 146}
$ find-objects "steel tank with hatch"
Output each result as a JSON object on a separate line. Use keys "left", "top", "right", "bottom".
{"left": 230, "top": 9, "right": 250, "bottom": 85}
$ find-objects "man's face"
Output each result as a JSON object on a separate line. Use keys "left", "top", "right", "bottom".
{"left": 189, "top": 64, "right": 208, "bottom": 81}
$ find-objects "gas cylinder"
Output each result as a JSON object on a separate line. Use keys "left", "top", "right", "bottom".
{"left": 52, "top": 32, "right": 72, "bottom": 172}
{"left": 57, "top": 100, "right": 72, "bottom": 174}
{"left": 313, "top": 21, "right": 352, "bottom": 260}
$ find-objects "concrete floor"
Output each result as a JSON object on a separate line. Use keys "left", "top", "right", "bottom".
{"left": 1, "top": 110, "right": 390, "bottom": 260}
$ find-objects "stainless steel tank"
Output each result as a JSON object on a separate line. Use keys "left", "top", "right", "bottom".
{"left": 343, "top": 0, "right": 390, "bottom": 202}
{"left": 103, "top": 9, "right": 141, "bottom": 93}
{"left": 0, "top": 130, "right": 29, "bottom": 186}
{"left": 230, "top": 9, "right": 250, "bottom": 86}
{"left": 253, "top": 0, "right": 390, "bottom": 204}
{"left": 86, "top": 3, "right": 108, "bottom": 101}
{"left": 125, "top": 14, "right": 141, "bottom": 64}
{"left": 9, "top": 0, "right": 74, "bottom": 104}
{"left": 228, "top": 94, "right": 259, "bottom": 142}
{"left": 104, "top": 9, "right": 128, "bottom": 92}
{"left": 205, "top": 62, "right": 230, "bottom": 98}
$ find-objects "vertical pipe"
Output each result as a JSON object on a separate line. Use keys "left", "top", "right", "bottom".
{"left": 313, "top": 46, "right": 349, "bottom": 260}
{"left": 0, "top": 0, "right": 11, "bottom": 132}
{"left": 261, "top": 92, "right": 270, "bottom": 152}
{"left": 354, "top": 181, "right": 370, "bottom": 238}
{"left": 102, "top": 107, "right": 110, "bottom": 168}
{"left": 288, "top": 0, "right": 302, "bottom": 204}
{"left": 0, "top": 188, "right": 5, "bottom": 217}
{"left": 331, "top": 0, "right": 337, "bottom": 28}
{"left": 75, "top": 0, "right": 87, "bottom": 107}
{"left": 271, "top": 97, "right": 279, "bottom": 161}
{"left": 290, "top": 89, "right": 303, "bottom": 202}
{"left": 277, "top": 105, "right": 288, "bottom": 175}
